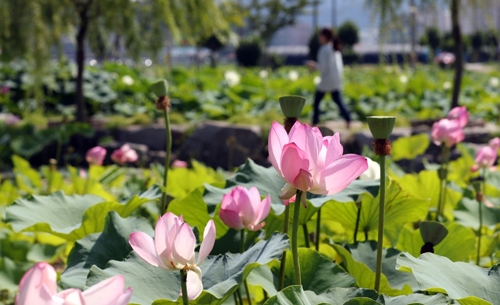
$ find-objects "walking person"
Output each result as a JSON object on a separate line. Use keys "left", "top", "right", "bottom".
{"left": 306, "top": 27, "right": 351, "bottom": 128}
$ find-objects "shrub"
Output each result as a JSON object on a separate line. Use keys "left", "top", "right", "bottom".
{"left": 236, "top": 37, "right": 263, "bottom": 67}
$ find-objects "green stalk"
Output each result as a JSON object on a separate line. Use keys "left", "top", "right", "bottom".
{"left": 302, "top": 224, "right": 310, "bottom": 248}
{"left": 55, "top": 134, "right": 62, "bottom": 167}
{"left": 240, "top": 230, "right": 252, "bottom": 305}
{"left": 436, "top": 146, "right": 449, "bottom": 221}
{"left": 477, "top": 169, "right": 486, "bottom": 265}
{"left": 278, "top": 205, "right": 290, "bottom": 290}
{"left": 160, "top": 109, "right": 172, "bottom": 214}
{"left": 291, "top": 190, "right": 302, "bottom": 285}
{"left": 315, "top": 208, "right": 321, "bottom": 251}
{"left": 477, "top": 195, "right": 483, "bottom": 265}
{"left": 436, "top": 177, "right": 446, "bottom": 220}
{"left": 180, "top": 269, "right": 189, "bottom": 305}
{"left": 374, "top": 155, "right": 386, "bottom": 293}
{"left": 353, "top": 201, "right": 362, "bottom": 243}
{"left": 236, "top": 288, "right": 243, "bottom": 305}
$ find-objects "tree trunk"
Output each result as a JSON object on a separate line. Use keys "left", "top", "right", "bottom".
{"left": 409, "top": 0, "right": 417, "bottom": 68}
{"left": 450, "top": 0, "right": 463, "bottom": 109}
{"left": 75, "top": 7, "right": 90, "bottom": 122}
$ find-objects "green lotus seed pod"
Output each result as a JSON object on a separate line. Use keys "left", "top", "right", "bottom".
{"left": 420, "top": 221, "right": 448, "bottom": 246}
{"left": 366, "top": 116, "right": 396, "bottom": 139}
{"left": 279, "top": 95, "right": 306, "bottom": 118}
{"left": 151, "top": 80, "right": 169, "bottom": 97}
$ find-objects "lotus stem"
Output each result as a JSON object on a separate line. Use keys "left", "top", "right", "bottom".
{"left": 291, "top": 190, "right": 302, "bottom": 285}
{"left": 302, "top": 224, "right": 310, "bottom": 248}
{"left": 180, "top": 269, "right": 189, "bottom": 305}
{"left": 315, "top": 208, "right": 321, "bottom": 251}
{"left": 374, "top": 154, "right": 386, "bottom": 293}
{"left": 240, "top": 229, "right": 252, "bottom": 305}
{"left": 160, "top": 109, "right": 172, "bottom": 213}
{"left": 477, "top": 169, "right": 486, "bottom": 265}
{"left": 436, "top": 146, "right": 450, "bottom": 221}
{"left": 354, "top": 201, "right": 362, "bottom": 243}
{"left": 278, "top": 205, "right": 290, "bottom": 290}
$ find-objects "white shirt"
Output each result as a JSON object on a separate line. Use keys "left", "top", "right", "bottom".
{"left": 316, "top": 44, "right": 343, "bottom": 92}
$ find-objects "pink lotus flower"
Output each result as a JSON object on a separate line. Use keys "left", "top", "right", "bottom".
{"left": 16, "top": 262, "right": 132, "bottom": 305}
{"left": 5, "top": 114, "right": 20, "bottom": 125}
{"left": 111, "top": 144, "right": 138, "bottom": 164}
{"left": 268, "top": 121, "right": 368, "bottom": 203}
{"left": 172, "top": 160, "right": 188, "bottom": 168}
{"left": 219, "top": 186, "right": 271, "bottom": 231}
{"left": 471, "top": 137, "right": 500, "bottom": 172}
{"left": 86, "top": 146, "right": 107, "bottom": 165}
{"left": 447, "top": 106, "right": 469, "bottom": 128}
{"left": 282, "top": 194, "right": 297, "bottom": 207}
{"left": 0, "top": 86, "right": 9, "bottom": 95}
{"left": 489, "top": 137, "right": 500, "bottom": 150}
{"left": 16, "top": 262, "right": 57, "bottom": 305}
{"left": 431, "top": 119, "right": 464, "bottom": 148}
{"left": 129, "top": 212, "right": 215, "bottom": 300}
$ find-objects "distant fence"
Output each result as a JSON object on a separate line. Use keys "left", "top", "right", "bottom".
{"left": 266, "top": 44, "right": 430, "bottom": 66}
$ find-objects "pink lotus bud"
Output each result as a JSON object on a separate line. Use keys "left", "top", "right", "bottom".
{"left": 86, "top": 146, "right": 107, "bottom": 165}
{"left": 172, "top": 160, "right": 187, "bottom": 168}
{"left": 431, "top": 118, "right": 464, "bottom": 148}
{"left": 111, "top": 144, "right": 138, "bottom": 164}
{"left": 475, "top": 146, "right": 497, "bottom": 170}
{"left": 447, "top": 106, "right": 469, "bottom": 128}
{"left": 219, "top": 186, "right": 271, "bottom": 231}
{"left": 0, "top": 86, "right": 9, "bottom": 95}
{"left": 79, "top": 169, "right": 87, "bottom": 179}
{"left": 489, "top": 137, "right": 500, "bottom": 151}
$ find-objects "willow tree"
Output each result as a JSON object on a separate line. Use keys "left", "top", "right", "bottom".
{"left": 365, "top": 0, "right": 482, "bottom": 109}
{"left": 0, "top": 0, "right": 227, "bottom": 122}
{"left": 246, "top": 0, "right": 313, "bottom": 45}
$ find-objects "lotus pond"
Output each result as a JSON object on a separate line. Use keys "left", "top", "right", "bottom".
{"left": 2, "top": 95, "right": 500, "bottom": 305}
{"left": 2, "top": 61, "right": 500, "bottom": 128}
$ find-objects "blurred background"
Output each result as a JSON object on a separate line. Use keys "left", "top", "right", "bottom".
{"left": 0, "top": 0, "right": 499, "bottom": 169}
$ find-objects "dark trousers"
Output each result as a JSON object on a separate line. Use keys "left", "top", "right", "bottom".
{"left": 312, "top": 90, "right": 351, "bottom": 126}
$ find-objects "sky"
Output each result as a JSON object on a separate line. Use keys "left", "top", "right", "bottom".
{"left": 297, "top": 0, "right": 374, "bottom": 30}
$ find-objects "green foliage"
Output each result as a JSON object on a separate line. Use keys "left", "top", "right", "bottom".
{"left": 269, "top": 248, "right": 355, "bottom": 294}
{"left": 236, "top": 37, "right": 263, "bottom": 67}
{"left": 322, "top": 179, "right": 429, "bottom": 245}
{"left": 332, "top": 243, "right": 413, "bottom": 296}
{"left": 5, "top": 188, "right": 160, "bottom": 241}
{"left": 337, "top": 20, "right": 360, "bottom": 49}
{"left": 86, "top": 233, "right": 289, "bottom": 304}
{"left": 397, "top": 252, "right": 500, "bottom": 304}
{"left": 391, "top": 133, "right": 430, "bottom": 161}
{"left": 423, "top": 27, "right": 441, "bottom": 52}
{"left": 470, "top": 31, "right": 485, "bottom": 51}
{"left": 308, "top": 30, "right": 320, "bottom": 61}
{"left": 246, "top": 0, "right": 313, "bottom": 44}
{"left": 61, "top": 212, "right": 154, "bottom": 289}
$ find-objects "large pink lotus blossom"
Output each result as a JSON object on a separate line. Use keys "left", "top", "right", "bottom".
{"left": 16, "top": 262, "right": 132, "bottom": 305}
{"left": 431, "top": 118, "right": 464, "bottom": 148}
{"left": 111, "top": 144, "right": 138, "bottom": 164}
{"left": 471, "top": 137, "right": 500, "bottom": 172}
{"left": 219, "top": 186, "right": 271, "bottom": 231}
{"left": 86, "top": 146, "right": 107, "bottom": 165}
{"left": 268, "top": 121, "right": 368, "bottom": 203}
{"left": 129, "top": 212, "right": 215, "bottom": 300}
{"left": 447, "top": 106, "right": 469, "bottom": 128}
